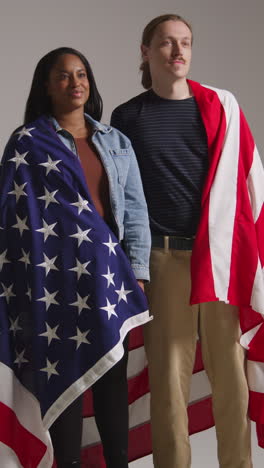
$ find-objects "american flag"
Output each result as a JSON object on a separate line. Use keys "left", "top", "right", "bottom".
{"left": 0, "top": 118, "right": 150, "bottom": 468}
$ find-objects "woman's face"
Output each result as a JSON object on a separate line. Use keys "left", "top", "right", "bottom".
{"left": 46, "top": 54, "right": 90, "bottom": 115}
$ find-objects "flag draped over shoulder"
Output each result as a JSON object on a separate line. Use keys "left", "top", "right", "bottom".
{"left": 189, "top": 81, "right": 264, "bottom": 447}
{"left": 79, "top": 81, "right": 264, "bottom": 467}
{"left": 0, "top": 117, "right": 150, "bottom": 468}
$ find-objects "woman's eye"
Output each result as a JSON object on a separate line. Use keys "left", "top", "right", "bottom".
{"left": 59, "top": 73, "right": 69, "bottom": 80}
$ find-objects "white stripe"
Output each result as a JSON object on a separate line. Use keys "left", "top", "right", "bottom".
{"left": 81, "top": 411, "right": 101, "bottom": 447}
{"left": 247, "top": 146, "right": 264, "bottom": 222}
{"left": 247, "top": 360, "right": 264, "bottom": 393}
{"left": 0, "top": 443, "right": 23, "bottom": 468}
{"left": 240, "top": 322, "right": 262, "bottom": 350}
{"left": 203, "top": 86, "right": 240, "bottom": 301}
{"left": 250, "top": 259, "right": 264, "bottom": 315}
{"left": 0, "top": 363, "right": 53, "bottom": 468}
{"left": 189, "top": 370, "right": 211, "bottom": 402}
{"left": 127, "top": 346, "right": 147, "bottom": 379}
{"left": 81, "top": 370, "right": 211, "bottom": 447}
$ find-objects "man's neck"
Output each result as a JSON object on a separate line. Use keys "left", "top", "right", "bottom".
{"left": 151, "top": 78, "right": 192, "bottom": 100}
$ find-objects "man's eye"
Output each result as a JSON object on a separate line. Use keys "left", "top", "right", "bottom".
{"left": 182, "top": 42, "right": 191, "bottom": 47}
{"left": 161, "top": 40, "right": 172, "bottom": 46}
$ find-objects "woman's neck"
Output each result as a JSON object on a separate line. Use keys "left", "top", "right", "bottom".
{"left": 53, "top": 109, "right": 90, "bottom": 138}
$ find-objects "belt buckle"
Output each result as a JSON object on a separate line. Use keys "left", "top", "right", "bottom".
{"left": 164, "top": 235, "right": 169, "bottom": 253}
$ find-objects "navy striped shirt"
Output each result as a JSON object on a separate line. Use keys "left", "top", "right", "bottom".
{"left": 111, "top": 89, "right": 208, "bottom": 236}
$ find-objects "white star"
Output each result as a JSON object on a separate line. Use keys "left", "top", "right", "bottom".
{"left": 26, "top": 286, "right": 32, "bottom": 301}
{"left": 0, "top": 283, "right": 16, "bottom": 303}
{"left": 69, "top": 258, "right": 91, "bottom": 280}
{"left": 8, "top": 182, "right": 27, "bottom": 202}
{"left": 12, "top": 215, "right": 29, "bottom": 236}
{"left": 37, "top": 288, "right": 59, "bottom": 311}
{"left": 19, "top": 249, "right": 31, "bottom": 268}
{"left": 40, "top": 358, "right": 59, "bottom": 380}
{"left": 9, "top": 150, "right": 29, "bottom": 169}
{"left": 36, "top": 220, "right": 58, "bottom": 242}
{"left": 115, "top": 282, "right": 133, "bottom": 303}
{"left": 102, "top": 266, "right": 115, "bottom": 288}
{"left": 70, "top": 193, "right": 92, "bottom": 215}
{"left": 37, "top": 254, "right": 58, "bottom": 276}
{"left": 39, "top": 323, "right": 60, "bottom": 345}
{"left": 70, "top": 225, "right": 92, "bottom": 246}
{"left": 100, "top": 298, "right": 118, "bottom": 320}
{"left": 0, "top": 249, "right": 10, "bottom": 271}
{"left": 70, "top": 293, "right": 91, "bottom": 314}
{"left": 9, "top": 317, "right": 22, "bottom": 335}
{"left": 37, "top": 187, "right": 59, "bottom": 209}
{"left": 39, "top": 154, "right": 61, "bottom": 175}
{"left": 69, "top": 327, "right": 91, "bottom": 350}
{"left": 14, "top": 349, "right": 29, "bottom": 368}
{"left": 16, "top": 126, "right": 35, "bottom": 140}
{"left": 103, "top": 235, "right": 118, "bottom": 256}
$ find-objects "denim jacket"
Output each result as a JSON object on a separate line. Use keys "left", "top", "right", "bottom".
{"left": 50, "top": 114, "right": 151, "bottom": 281}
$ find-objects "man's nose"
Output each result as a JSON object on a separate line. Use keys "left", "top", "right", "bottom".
{"left": 171, "top": 42, "right": 181, "bottom": 56}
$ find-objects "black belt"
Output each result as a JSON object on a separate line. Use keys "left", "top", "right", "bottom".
{"left": 151, "top": 235, "right": 194, "bottom": 251}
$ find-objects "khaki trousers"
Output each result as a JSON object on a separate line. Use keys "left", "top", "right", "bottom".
{"left": 144, "top": 249, "right": 252, "bottom": 468}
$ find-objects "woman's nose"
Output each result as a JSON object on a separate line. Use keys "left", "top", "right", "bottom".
{"left": 70, "top": 74, "right": 79, "bottom": 86}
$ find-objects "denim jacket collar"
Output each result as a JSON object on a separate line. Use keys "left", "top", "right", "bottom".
{"left": 49, "top": 113, "right": 112, "bottom": 134}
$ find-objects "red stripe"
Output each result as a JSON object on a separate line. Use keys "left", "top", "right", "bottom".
{"left": 193, "top": 340, "right": 204, "bottom": 373}
{"left": 129, "top": 326, "right": 144, "bottom": 350}
{"left": 248, "top": 322, "right": 264, "bottom": 361}
{"left": 249, "top": 390, "right": 264, "bottom": 425}
{"left": 256, "top": 204, "right": 264, "bottom": 267}
{"left": 256, "top": 422, "right": 264, "bottom": 449}
{"left": 188, "top": 397, "right": 214, "bottom": 434}
{"left": 0, "top": 402, "right": 47, "bottom": 468}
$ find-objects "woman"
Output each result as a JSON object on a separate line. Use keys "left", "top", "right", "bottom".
{"left": 0, "top": 48, "right": 151, "bottom": 468}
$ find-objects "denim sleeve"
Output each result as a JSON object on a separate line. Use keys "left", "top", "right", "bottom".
{"left": 122, "top": 143, "right": 151, "bottom": 281}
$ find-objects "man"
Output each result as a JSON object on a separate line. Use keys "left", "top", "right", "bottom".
{"left": 111, "top": 13, "right": 264, "bottom": 468}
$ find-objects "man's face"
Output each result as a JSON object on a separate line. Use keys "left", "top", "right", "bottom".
{"left": 142, "top": 20, "right": 192, "bottom": 84}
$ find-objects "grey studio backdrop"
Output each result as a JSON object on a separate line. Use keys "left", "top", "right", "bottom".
{"left": 0, "top": 0, "right": 263, "bottom": 467}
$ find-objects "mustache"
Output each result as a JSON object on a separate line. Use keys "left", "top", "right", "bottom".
{"left": 169, "top": 56, "right": 186, "bottom": 63}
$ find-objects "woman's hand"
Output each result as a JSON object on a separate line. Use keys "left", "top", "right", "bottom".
{"left": 137, "top": 280, "right": 145, "bottom": 292}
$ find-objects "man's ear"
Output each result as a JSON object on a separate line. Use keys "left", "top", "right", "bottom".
{"left": 141, "top": 44, "right": 149, "bottom": 62}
